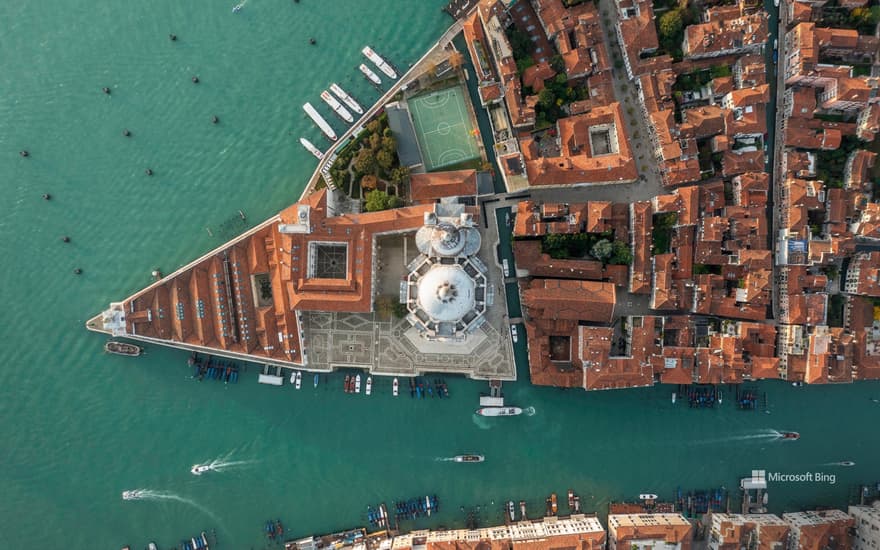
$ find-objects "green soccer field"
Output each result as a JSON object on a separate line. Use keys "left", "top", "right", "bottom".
{"left": 408, "top": 86, "right": 481, "bottom": 172}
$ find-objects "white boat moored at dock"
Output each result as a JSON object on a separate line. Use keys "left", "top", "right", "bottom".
{"left": 359, "top": 64, "right": 382, "bottom": 86}
{"left": 320, "top": 90, "right": 354, "bottom": 123}
{"left": 299, "top": 138, "right": 323, "bottom": 160}
{"left": 303, "top": 102, "right": 337, "bottom": 141}
{"left": 476, "top": 406, "right": 522, "bottom": 417}
{"left": 362, "top": 46, "right": 397, "bottom": 79}
{"left": 330, "top": 83, "right": 364, "bottom": 115}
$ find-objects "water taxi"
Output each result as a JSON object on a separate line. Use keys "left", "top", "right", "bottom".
{"left": 299, "top": 137, "right": 323, "bottom": 159}
{"left": 476, "top": 406, "right": 523, "bottom": 416}
{"left": 393, "top": 377, "right": 399, "bottom": 397}
{"left": 320, "top": 90, "right": 354, "bottom": 123}
{"left": 454, "top": 454, "right": 484, "bottom": 463}
{"left": 507, "top": 501, "right": 515, "bottom": 522}
{"left": 295, "top": 371, "right": 302, "bottom": 390}
{"left": 365, "top": 376, "right": 372, "bottom": 396}
{"left": 359, "top": 64, "right": 382, "bottom": 86}
{"left": 330, "top": 83, "right": 364, "bottom": 115}
{"left": 362, "top": 46, "right": 397, "bottom": 79}
{"left": 355, "top": 374, "right": 362, "bottom": 393}
{"left": 104, "top": 341, "right": 142, "bottom": 357}
{"left": 303, "top": 102, "right": 337, "bottom": 141}
{"left": 780, "top": 431, "right": 800, "bottom": 440}
{"left": 191, "top": 463, "right": 212, "bottom": 476}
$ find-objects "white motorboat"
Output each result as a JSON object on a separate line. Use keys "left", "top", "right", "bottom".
{"left": 359, "top": 64, "right": 382, "bottom": 86}
{"left": 299, "top": 137, "right": 323, "bottom": 159}
{"left": 295, "top": 371, "right": 302, "bottom": 389}
{"left": 290, "top": 371, "right": 296, "bottom": 384}
{"left": 191, "top": 463, "right": 212, "bottom": 476}
{"left": 330, "top": 83, "right": 364, "bottom": 115}
{"left": 365, "top": 376, "right": 372, "bottom": 396}
{"left": 303, "top": 102, "right": 337, "bottom": 141}
{"left": 507, "top": 501, "right": 515, "bottom": 522}
{"left": 639, "top": 493, "right": 659, "bottom": 500}
{"left": 476, "top": 406, "right": 522, "bottom": 416}
{"left": 232, "top": 3, "right": 243, "bottom": 13}
{"left": 355, "top": 374, "right": 362, "bottom": 393}
{"left": 320, "top": 90, "right": 354, "bottom": 123}
{"left": 454, "top": 454, "right": 484, "bottom": 463}
{"left": 362, "top": 46, "right": 397, "bottom": 79}
{"left": 510, "top": 324, "right": 518, "bottom": 343}
{"left": 392, "top": 377, "right": 399, "bottom": 397}
{"left": 672, "top": 392, "right": 676, "bottom": 404}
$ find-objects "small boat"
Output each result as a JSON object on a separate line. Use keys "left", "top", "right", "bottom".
{"left": 290, "top": 371, "right": 296, "bottom": 385}
{"left": 672, "top": 392, "right": 676, "bottom": 404}
{"left": 330, "top": 83, "right": 364, "bottom": 115}
{"left": 122, "top": 490, "right": 138, "bottom": 500}
{"left": 780, "top": 431, "right": 800, "bottom": 440}
{"left": 232, "top": 3, "right": 243, "bottom": 12}
{"left": 573, "top": 495, "right": 581, "bottom": 512}
{"left": 344, "top": 374, "right": 351, "bottom": 393}
{"left": 362, "top": 46, "right": 397, "bottom": 79}
{"left": 148, "top": 543, "right": 158, "bottom": 550}
{"left": 355, "top": 374, "right": 362, "bottom": 393}
{"left": 200, "top": 532, "right": 209, "bottom": 547}
{"left": 314, "top": 374, "right": 319, "bottom": 388}
{"left": 639, "top": 493, "right": 659, "bottom": 500}
{"left": 545, "top": 496, "right": 552, "bottom": 516}
{"left": 507, "top": 500, "right": 515, "bottom": 522}
{"left": 393, "top": 377, "right": 399, "bottom": 397}
{"left": 299, "top": 137, "right": 323, "bottom": 159}
{"left": 295, "top": 371, "right": 302, "bottom": 389}
{"left": 365, "top": 376, "right": 372, "bottom": 396}
{"left": 519, "top": 500, "right": 527, "bottom": 520}
{"left": 359, "top": 63, "right": 382, "bottom": 86}
{"left": 191, "top": 463, "right": 212, "bottom": 475}
{"left": 454, "top": 454, "right": 484, "bottom": 463}
{"left": 792, "top": 381, "right": 804, "bottom": 387}
{"left": 568, "top": 489, "right": 575, "bottom": 509}
{"left": 839, "top": 461, "right": 856, "bottom": 466}
{"left": 476, "top": 407, "right": 523, "bottom": 416}
{"left": 320, "top": 90, "right": 354, "bottom": 123}
{"left": 104, "top": 341, "right": 142, "bottom": 356}
{"left": 550, "top": 493, "right": 558, "bottom": 515}
{"left": 718, "top": 390, "right": 723, "bottom": 404}
{"left": 379, "top": 503, "right": 388, "bottom": 527}
{"left": 426, "top": 495, "right": 432, "bottom": 517}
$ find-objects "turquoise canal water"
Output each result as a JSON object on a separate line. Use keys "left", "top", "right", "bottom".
{"left": 1, "top": 1, "right": 879, "bottom": 548}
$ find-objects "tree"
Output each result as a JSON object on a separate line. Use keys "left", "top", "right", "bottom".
{"left": 550, "top": 54, "right": 565, "bottom": 73}
{"left": 659, "top": 9, "right": 683, "bottom": 49}
{"left": 354, "top": 148, "right": 376, "bottom": 175}
{"left": 364, "top": 189, "right": 402, "bottom": 212}
{"left": 376, "top": 150, "right": 394, "bottom": 171}
{"left": 609, "top": 240, "right": 633, "bottom": 265}
{"left": 450, "top": 51, "right": 464, "bottom": 70}
{"left": 538, "top": 88, "right": 556, "bottom": 108}
{"left": 591, "top": 239, "right": 613, "bottom": 261}
{"left": 381, "top": 136, "right": 397, "bottom": 153}
{"left": 390, "top": 166, "right": 410, "bottom": 186}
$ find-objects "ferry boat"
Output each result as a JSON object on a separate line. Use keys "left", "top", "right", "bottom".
{"left": 362, "top": 46, "right": 397, "bottom": 79}
{"left": 476, "top": 406, "right": 523, "bottom": 416}
{"left": 330, "top": 83, "right": 364, "bottom": 115}
{"left": 299, "top": 137, "right": 323, "bottom": 159}
{"left": 393, "top": 377, "right": 399, "bottom": 397}
{"left": 295, "top": 371, "right": 302, "bottom": 390}
{"left": 355, "top": 374, "right": 362, "bottom": 393}
{"left": 359, "top": 63, "right": 382, "bottom": 86}
{"left": 104, "top": 340, "right": 142, "bottom": 356}
{"left": 365, "top": 376, "right": 372, "bottom": 396}
{"left": 780, "top": 431, "right": 800, "bottom": 440}
{"left": 507, "top": 501, "right": 515, "bottom": 522}
{"left": 320, "top": 90, "right": 354, "bottom": 123}
{"left": 303, "top": 102, "right": 337, "bottom": 141}
{"left": 454, "top": 454, "right": 484, "bottom": 463}
{"left": 191, "top": 463, "right": 212, "bottom": 475}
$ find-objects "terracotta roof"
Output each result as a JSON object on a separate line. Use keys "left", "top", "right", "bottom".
{"left": 722, "top": 150, "right": 764, "bottom": 177}
{"left": 410, "top": 170, "right": 478, "bottom": 203}
{"left": 522, "top": 278, "right": 616, "bottom": 324}
{"left": 683, "top": 12, "right": 769, "bottom": 58}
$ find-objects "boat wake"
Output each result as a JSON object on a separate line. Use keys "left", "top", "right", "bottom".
{"left": 192, "top": 457, "right": 257, "bottom": 475}
{"left": 434, "top": 457, "right": 457, "bottom": 462}
{"left": 122, "top": 489, "right": 223, "bottom": 531}
{"left": 232, "top": 0, "right": 248, "bottom": 13}
{"left": 689, "top": 429, "right": 781, "bottom": 445}
{"left": 821, "top": 461, "right": 856, "bottom": 467}
{"left": 523, "top": 406, "right": 536, "bottom": 416}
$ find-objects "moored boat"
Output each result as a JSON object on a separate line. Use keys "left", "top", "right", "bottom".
{"left": 551, "top": 493, "right": 558, "bottom": 515}
{"left": 359, "top": 64, "right": 382, "bottom": 86}
{"left": 330, "top": 83, "right": 364, "bottom": 115}
{"left": 568, "top": 489, "right": 575, "bottom": 509}
{"left": 365, "top": 376, "right": 372, "bottom": 396}
{"left": 672, "top": 392, "right": 676, "bottom": 404}
{"left": 295, "top": 371, "right": 302, "bottom": 389}
{"left": 362, "top": 46, "right": 397, "bottom": 79}
{"left": 104, "top": 340, "right": 142, "bottom": 356}
{"left": 476, "top": 406, "right": 523, "bottom": 417}
{"left": 573, "top": 495, "right": 581, "bottom": 512}
{"left": 320, "top": 90, "right": 354, "bottom": 123}
{"left": 290, "top": 371, "right": 296, "bottom": 385}
{"left": 355, "top": 374, "right": 362, "bottom": 393}
{"left": 314, "top": 374, "right": 319, "bottom": 388}
{"left": 344, "top": 374, "right": 351, "bottom": 393}
{"left": 303, "top": 102, "right": 337, "bottom": 141}
{"left": 299, "top": 137, "right": 323, "bottom": 159}
{"left": 393, "top": 377, "right": 399, "bottom": 397}
{"left": 507, "top": 500, "right": 515, "bottom": 522}
{"left": 519, "top": 500, "right": 527, "bottom": 520}
{"left": 454, "top": 454, "right": 484, "bottom": 463}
